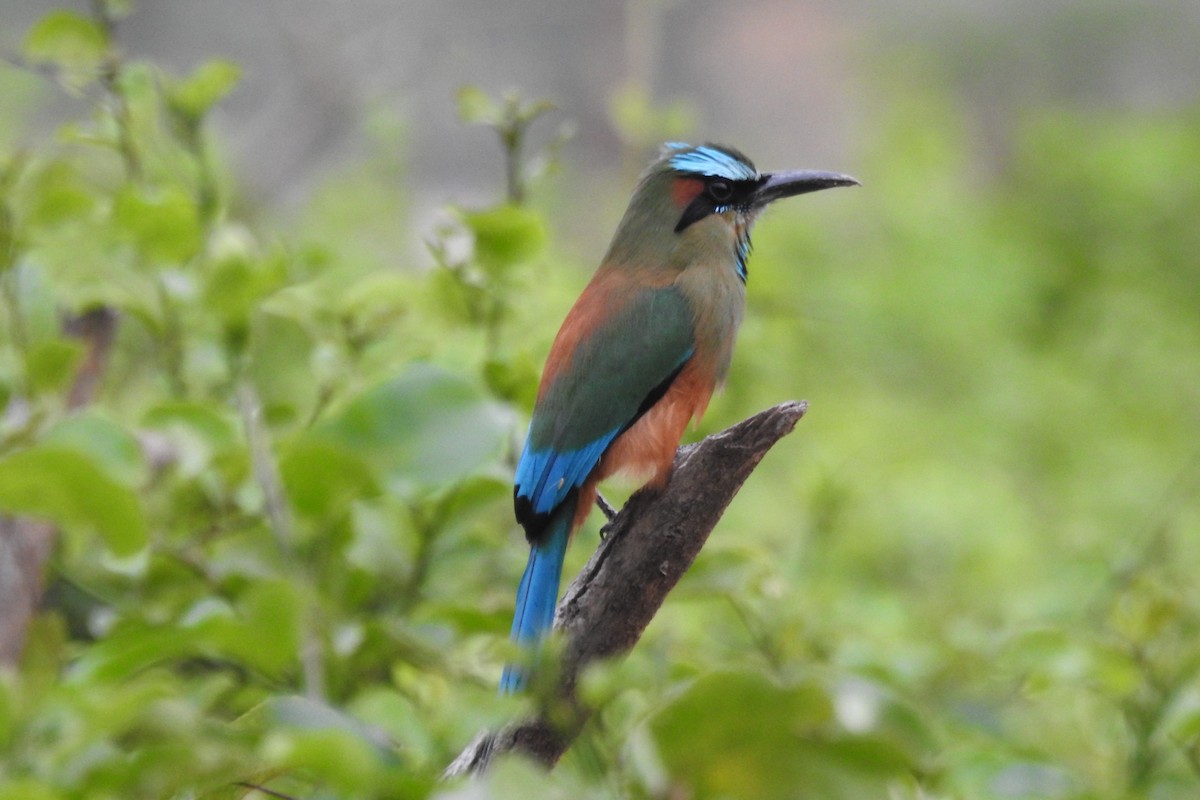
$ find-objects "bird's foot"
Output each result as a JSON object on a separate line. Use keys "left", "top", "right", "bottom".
{"left": 596, "top": 492, "right": 618, "bottom": 521}
{"left": 596, "top": 493, "right": 618, "bottom": 540}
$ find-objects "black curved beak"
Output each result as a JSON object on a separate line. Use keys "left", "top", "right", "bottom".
{"left": 752, "top": 170, "right": 860, "bottom": 207}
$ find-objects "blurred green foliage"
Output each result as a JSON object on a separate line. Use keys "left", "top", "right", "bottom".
{"left": 2, "top": 5, "right": 1200, "bottom": 799}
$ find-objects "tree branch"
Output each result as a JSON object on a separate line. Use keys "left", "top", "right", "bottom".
{"left": 444, "top": 400, "right": 808, "bottom": 777}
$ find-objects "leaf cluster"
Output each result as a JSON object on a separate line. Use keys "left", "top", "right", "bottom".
{"left": 1, "top": 8, "right": 1199, "bottom": 800}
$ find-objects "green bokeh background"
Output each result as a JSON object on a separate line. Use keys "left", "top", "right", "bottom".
{"left": 1, "top": 3, "right": 1199, "bottom": 799}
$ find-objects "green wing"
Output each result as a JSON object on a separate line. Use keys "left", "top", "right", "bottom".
{"left": 514, "top": 285, "right": 694, "bottom": 521}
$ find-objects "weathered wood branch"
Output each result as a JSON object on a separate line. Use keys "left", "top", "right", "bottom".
{"left": 445, "top": 400, "right": 808, "bottom": 777}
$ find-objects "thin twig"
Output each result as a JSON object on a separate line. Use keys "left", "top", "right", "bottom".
{"left": 236, "top": 381, "right": 327, "bottom": 701}
{"left": 234, "top": 782, "right": 300, "bottom": 800}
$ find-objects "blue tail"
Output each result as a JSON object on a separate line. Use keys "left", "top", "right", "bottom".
{"left": 500, "top": 495, "right": 577, "bottom": 693}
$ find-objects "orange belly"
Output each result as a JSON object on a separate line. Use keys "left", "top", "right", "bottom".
{"left": 572, "top": 360, "right": 716, "bottom": 529}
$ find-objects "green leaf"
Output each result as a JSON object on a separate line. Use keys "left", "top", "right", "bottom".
{"left": 1168, "top": 699, "right": 1200, "bottom": 743}
{"left": 279, "top": 437, "right": 379, "bottom": 521}
{"left": 427, "top": 264, "right": 477, "bottom": 323}
{"left": 113, "top": 185, "right": 203, "bottom": 264}
{"left": 22, "top": 160, "right": 98, "bottom": 230}
{"left": 245, "top": 312, "right": 317, "bottom": 426}
{"left": 269, "top": 695, "right": 392, "bottom": 754}
{"left": 168, "top": 59, "right": 241, "bottom": 120}
{"left": 347, "top": 687, "right": 436, "bottom": 761}
{"left": 456, "top": 85, "right": 498, "bottom": 126}
{"left": 316, "top": 364, "right": 514, "bottom": 492}
{"left": 141, "top": 400, "right": 239, "bottom": 479}
{"left": 70, "top": 624, "right": 194, "bottom": 683}
{"left": 42, "top": 412, "right": 144, "bottom": 486}
{"left": 23, "top": 11, "right": 108, "bottom": 76}
{"left": 336, "top": 271, "right": 413, "bottom": 339}
{"left": 433, "top": 472, "right": 510, "bottom": 526}
{"left": 482, "top": 350, "right": 539, "bottom": 407}
{"left": 25, "top": 337, "right": 84, "bottom": 395}
{"left": 13, "top": 613, "right": 69, "bottom": 704}
{"left": 651, "top": 672, "right": 826, "bottom": 798}
{"left": 649, "top": 671, "right": 915, "bottom": 799}
{"left": 203, "top": 249, "right": 287, "bottom": 346}
{"left": 261, "top": 728, "right": 384, "bottom": 794}
{"left": 0, "top": 778, "right": 65, "bottom": 800}
{"left": 209, "top": 579, "right": 302, "bottom": 676}
{"left": 0, "top": 446, "right": 147, "bottom": 556}
{"left": 462, "top": 205, "right": 546, "bottom": 274}
{"left": 257, "top": 280, "right": 330, "bottom": 328}
{"left": 141, "top": 400, "right": 238, "bottom": 451}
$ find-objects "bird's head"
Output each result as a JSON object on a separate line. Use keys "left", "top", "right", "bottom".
{"left": 605, "top": 142, "right": 858, "bottom": 281}
{"left": 662, "top": 142, "right": 858, "bottom": 233}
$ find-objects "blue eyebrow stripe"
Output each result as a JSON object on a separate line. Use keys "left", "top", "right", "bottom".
{"left": 667, "top": 144, "right": 758, "bottom": 181}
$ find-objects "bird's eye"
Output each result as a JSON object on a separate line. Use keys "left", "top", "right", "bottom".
{"left": 707, "top": 180, "right": 733, "bottom": 203}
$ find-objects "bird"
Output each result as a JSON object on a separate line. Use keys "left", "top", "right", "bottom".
{"left": 501, "top": 142, "right": 858, "bottom": 692}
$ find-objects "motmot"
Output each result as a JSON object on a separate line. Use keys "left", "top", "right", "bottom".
{"left": 502, "top": 142, "right": 857, "bottom": 692}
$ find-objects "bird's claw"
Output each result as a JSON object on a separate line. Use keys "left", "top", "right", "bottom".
{"left": 595, "top": 493, "right": 617, "bottom": 521}
{"left": 596, "top": 493, "right": 618, "bottom": 540}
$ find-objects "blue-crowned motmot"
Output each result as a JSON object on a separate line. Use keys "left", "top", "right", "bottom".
{"left": 502, "top": 142, "right": 858, "bottom": 692}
